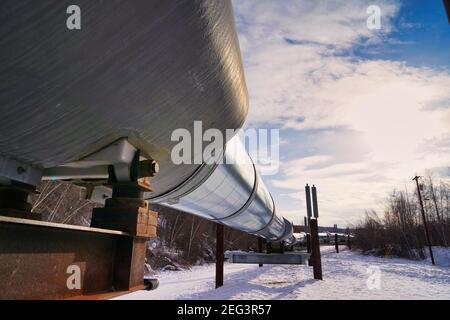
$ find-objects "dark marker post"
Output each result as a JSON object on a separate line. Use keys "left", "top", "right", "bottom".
{"left": 309, "top": 218, "right": 323, "bottom": 280}
{"left": 258, "top": 237, "right": 264, "bottom": 267}
{"left": 335, "top": 233, "right": 339, "bottom": 253}
{"left": 305, "top": 184, "right": 313, "bottom": 218}
{"left": 312, "top": 185, "right": 319, "bottom": 218}
{"left": 215, "top": 224, "right": 224, "bottom": 288}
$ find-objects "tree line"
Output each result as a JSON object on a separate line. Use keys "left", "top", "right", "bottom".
{"left": 353, "top": 176, "right": 449, "bottom": 259}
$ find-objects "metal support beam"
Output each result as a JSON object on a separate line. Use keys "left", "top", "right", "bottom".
{"left": 91, "top": 188, "right": 157, "bottom": 237}
{"left": 306, "top": 233, "right": 311, "bottom": 254}
{"left": 90, "top": 182, "right": 157, "bottom": 292}
{"left": 309, "top": 218, "right": 323, "bottom": 280}
{"left": 311, "top": 185, "right": 319, "bottom": 218}
{"left": 258, "top": 237, "right": 264, "bottom": 267}
{"left": 0, "top": 155, "right": 42, "bottom": 187}
{"left": 0, "top": 216, "right": 145, "bottom": 299}
{"left": 305, "top": 185, "right": 312, "bottom": 218}
{"left": 0, "top": 179, "right": 157, "bottom": 299}
{"left": 0, "top": 137, "right": 161, "bottom": 299}
{"left": 215, "top": 224, "right": 224, "bottom": 289}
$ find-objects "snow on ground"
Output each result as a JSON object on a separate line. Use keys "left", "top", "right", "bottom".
{"left": 428, "top": 247, "right": 450, "bottom": 267}
{"left": 115, "top": 247, "right": 450, "bottom": 300}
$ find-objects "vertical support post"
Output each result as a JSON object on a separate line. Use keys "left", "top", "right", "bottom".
{"left": 335, "top": 233, "right": 339, "bottom": 253}
{"left": 305, "top": 185, "right": 313, "bottom": 219}
{"left": 215, "top": 223, "right": 224, "bottom": 288}
{"left": 305, "top": 184, "right": 313, "bottom": 266}
{"left": 311, "top": 185, "right": 319, "bottom": 218}
{"left": 306, "top": 233, "right": 311, "bottom": 253}
{"left": 304, "top": 216, "right": 309, "bottom": 233}
{"left": 307, "top": 232, "right": 312, "bottom": 266}
{"left": 413, "top": 176, "right": 435, "bottom": 265}
{"left": 309, "top": 218, "right": 323, "bottom": 280}
{"left": 90, "top": 184, "right": 158, "bottom": 291}
{"left": 258, "top": 237, "right": 264, "bottom": 267}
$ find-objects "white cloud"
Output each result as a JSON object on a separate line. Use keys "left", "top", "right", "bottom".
{"left": 233, "top": 0, "right": 450, "bottom": 226}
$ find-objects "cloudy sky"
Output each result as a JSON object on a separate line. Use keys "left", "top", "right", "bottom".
{"left": 232, "top": 0, "right": 450, "bottom": 227}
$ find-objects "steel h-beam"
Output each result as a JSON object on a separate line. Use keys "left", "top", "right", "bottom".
{"left": 0, "top": 149, "right": 158, "bottom": 299}
{"left": 227, "top": 251, "right": 309, "bottom": 265}
{"left": 311, "top": 185, "right": 319, "bottom": 218}
{"left": 215, "top": 224, "right": 224, "bottom": 288}
{"left": 305, "top": 184, "right": 313, "bottom": 218}
{"left": 90, "top": 183, "right": 158, "bottom": 291}
{"left": 309, "top": 218, "right": 323, "bottom": 280}
{"left": 306, "top": 233, "right": 312, "bottom": 253}
{"left": 0, "top": 215, "right": 152, "bottom": 299}
{"left": 258, "top": 237, "right": 264, "bottom": 267}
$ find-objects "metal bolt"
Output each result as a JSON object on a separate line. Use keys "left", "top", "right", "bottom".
{"left": 151, "top": 160, "right": 159, "bottom": 174}
{"left": 138, "top": 159, "right": 159, "bottom": 177}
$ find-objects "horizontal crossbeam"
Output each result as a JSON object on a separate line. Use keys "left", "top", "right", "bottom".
{"left": 225, "top": 251, "right": 310, "bottom": 265}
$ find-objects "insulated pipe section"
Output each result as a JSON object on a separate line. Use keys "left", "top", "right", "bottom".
{"left": 151, "top": 136, "right": 294, "bottom": 243}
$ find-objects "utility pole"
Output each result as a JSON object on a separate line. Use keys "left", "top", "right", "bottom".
{"left": 413, "top": 176, "right": 435, "bottom": 265}
{"left": 444, "top": 0, "right": 450, "bottom": 24}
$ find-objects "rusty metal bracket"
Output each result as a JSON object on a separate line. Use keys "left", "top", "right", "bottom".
{"left": 0, "top": 166, "right": 158, "bottom": 299}
{"left": 0, "top": 216, "right": 149, "bottom": 299}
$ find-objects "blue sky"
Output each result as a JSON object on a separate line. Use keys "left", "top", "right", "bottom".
{"left": 233, "top": 0, "right": 450, "bottom": 227}
{"left": 353, "top": 0, "right": 450, "bottom": 68}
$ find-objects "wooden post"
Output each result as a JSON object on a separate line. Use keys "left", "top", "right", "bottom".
{"left": 309, "top": 218, "right": 323, "bottom": 280}
{"left": 335, "top": 233, "right": 339, "bottom": 253}
{"left": 258, "top": 237, "right": 264, "bottom": 267}
{"left": 215, "top": 224, "right": 224, "bottom": 288}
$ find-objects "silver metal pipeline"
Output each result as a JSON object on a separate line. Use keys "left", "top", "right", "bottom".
{"left": 0, "top": 0, "right": 295, "bottom": 244}
{"left": 150, "top": 135, "right": 294, "bottom": 243}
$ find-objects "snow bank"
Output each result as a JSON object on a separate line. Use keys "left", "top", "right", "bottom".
{"left": 426, "top": 247, "right": 450, "bottom": 267}
{"left": 115, "top": 246, "right": 450, "bottom": 300}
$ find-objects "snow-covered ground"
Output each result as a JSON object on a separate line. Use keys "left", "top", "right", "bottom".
{"left": 115, "top": 247, "right": 450, "bottom": 300}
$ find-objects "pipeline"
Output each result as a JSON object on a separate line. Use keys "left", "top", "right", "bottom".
{"left": 0, "top": 0, "right": 294, "bottom": 245}
{"left": 151, "top": 135, "right": 294, "bottom": 244}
